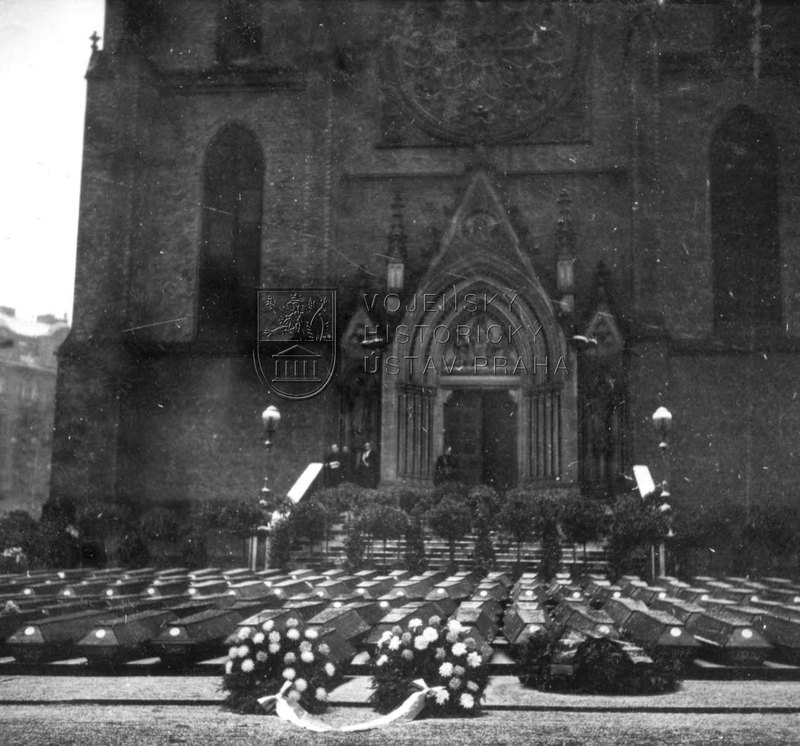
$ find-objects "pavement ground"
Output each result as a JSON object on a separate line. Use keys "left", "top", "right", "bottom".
{"left": 1, "top": 675, "right": 800, "bottom": 745}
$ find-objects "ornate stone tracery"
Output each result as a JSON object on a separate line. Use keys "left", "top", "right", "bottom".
{"left": 387, "top": 0, "right": 586, "bottom": 144}
{"left": 439, "top": 312, "right": 522, "bottom": 375}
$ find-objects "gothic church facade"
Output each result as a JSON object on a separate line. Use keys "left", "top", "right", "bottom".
{"left": 52, "top": 1, "right": 800, "bottom": 529}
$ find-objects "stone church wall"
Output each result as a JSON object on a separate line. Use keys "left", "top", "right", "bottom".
{"left": 51, "top": 1, "right": 800, "bottom": 523}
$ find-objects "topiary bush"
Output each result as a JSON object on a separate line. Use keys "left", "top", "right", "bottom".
{"left": 218, "top": 500, "right": 266, "bottom": 538}
{"left": 288, "top": 496, "right": 331, "bottom": 560}
{"left": 315, "top": 485, "right": 356, "bottom": 517}
{"left": 531, "top": 490, "right": 562, "bottom": 581}
{"left": 343, "top": 514, "right": 368, "bottom": 572}
{"left": 606, "top": 491, "right": 669, "bottom": 581}
{"left": 559, "top": 493, "right": 605, "bottom": 570}
{"left": 392, "top": 486, "right": 434, "bottom": 571}
{"left": 363, "top": 503, "right": 408, "bottom": 567}
{"left": 432, "top": 481, "right": 468, "bottom": 507}
{"left": 268, "top": 517, "right": 294, "bottom": 570}
{"left": 403, "top": 517, "right": 427, "bottom": 572}
{"left": 394, "top": 486, "right": 435, "bottom": 518}
{"left": 498, "top": 486, "right": 538, "bottom": 566}
{"left": 467, "top": 484, "right": 500, "bottom": 572}
{"left": 428, "top": 496, "right": 473, "bottom": 565}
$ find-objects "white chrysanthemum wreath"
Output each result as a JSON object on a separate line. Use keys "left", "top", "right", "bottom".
{"left": 222, "top": 616, "right": 339, "bottom": 714}
{"left": 370, "top": 615, "right": 493, "bottom": 717}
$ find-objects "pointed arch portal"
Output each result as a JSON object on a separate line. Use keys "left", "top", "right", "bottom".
{"left": 378, "top": 169, "right": 578, "bottom": 489}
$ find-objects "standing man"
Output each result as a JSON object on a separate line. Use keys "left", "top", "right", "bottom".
{"left": 323, "top": 443, "right": 343, "bottom": 487}
{"left": 340, "top": 444, "right": 353, "bottom": 484}
{"left": 358, "top": 441, "right": 379, "bottom": 488}
{"left": 434, "top": 445, "right": 457, "bottom": 485}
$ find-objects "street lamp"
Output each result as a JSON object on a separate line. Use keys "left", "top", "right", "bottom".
{"left": 555, "top": 189, "right": 576, "bottom": 315}
{"left": 254, "top": 405, "right": 281, "bottom": 570}
{"left": 386, "top": 193, "right": 407, "bottom": 293}
{"left": 262, "top": 405, "right": 281, "bottom": 449}
{"left": 652, "top": 406, "right": 673, "bottom": 578}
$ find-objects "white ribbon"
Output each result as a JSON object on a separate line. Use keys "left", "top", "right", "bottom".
{"left": 257, "top": 679, "right": 443, "bottom": 732}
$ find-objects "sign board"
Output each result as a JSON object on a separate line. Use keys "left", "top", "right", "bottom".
{"left": 287, "top": 462, "right": 324, "bottom": 504}
{"left": 632, "top": 465, "right": 656, "bottom": 498}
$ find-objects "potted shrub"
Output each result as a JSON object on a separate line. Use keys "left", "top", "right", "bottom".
{"left": 530, "top": 489, "right": 563, "bottom": 582}
{"left": 394, "top": 486, "right": 434, "bottom": 571}
{"left": 363, "top": 503, "right": 408, "bottom": 568}
{"left": 197, "top": 499, "right": 263, "bottom": 568}
{"left": 560, "top": 493, "right": 605, "bottom": 570}
{"left": 287, "top": 496, "right": 331, "bottom": 562}
{"left": 606, "top": 491, "right": 669, "bottom": 581}
{"left": 468, "top": 484, "right": 500, "bottom": 572}
{"left": 498, "top": 485, "right": 538, "bottom": 569}
{"left": 268, "top": 516, "right": 294, "bottom": 571}
{"left": 428, "top": 494, "right": 472, "bottom": 567}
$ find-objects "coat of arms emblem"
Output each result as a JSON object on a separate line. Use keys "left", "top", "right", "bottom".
{"left": 255, "top": 290, "right": 337, "bottom": 399}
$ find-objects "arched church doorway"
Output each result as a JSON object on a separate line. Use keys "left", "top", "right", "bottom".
{"left": 375, "top": 168, "right": 579, "bottom": 489}
{"left": 444, "top": 388, "right": 517, "bottom": 489}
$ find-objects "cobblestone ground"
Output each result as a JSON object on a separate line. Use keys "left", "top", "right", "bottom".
{"left": 1, "top": 705, "right": 799, "bottom": 745}
{"left": 1, "top": 677, "right": 800, "bottom": 745}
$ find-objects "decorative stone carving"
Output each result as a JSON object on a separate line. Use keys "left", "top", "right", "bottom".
{"left": 578, "top": 262, "right": 626, "bottom": 499}
{"left": 461, "top": 210, "right": 501, "bottom": 241}
{"left": 583, "top": 263, "right": 625, "bottom": 362}
{"left": 386, "top": 0, "right": 586, "bottom": 145}
{"left": 440, "top": 312, "right": 521, "bottom": 374}
{"left": 339, "top": 361, "right": 381, "bottom": 442}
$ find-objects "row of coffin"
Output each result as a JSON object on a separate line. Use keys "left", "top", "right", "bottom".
{"left": 1, "top": 565, "right": 800, "bottom": 672}
{"left": 527, "top": 572, "right": 800, "bottom": 668}
{"left": 0, "top": 566, "right": 511, "bottom": 669}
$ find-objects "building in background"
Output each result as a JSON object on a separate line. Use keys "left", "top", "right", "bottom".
{"left": 0, "top": 307, "right": 69, "bottom": 515}
{"left": 50, "top": 2, "right": 800, "bottom": 540}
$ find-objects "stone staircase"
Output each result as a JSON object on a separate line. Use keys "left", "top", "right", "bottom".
{"left": 289, "top": 523, "right": 609, "bottom": 572}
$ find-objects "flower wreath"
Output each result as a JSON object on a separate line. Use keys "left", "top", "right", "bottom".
{"left": 222, "top": 617, "right": 339, "bottom": 714}
{"left": 518, "top": 624, "right": 682, "bottom": 695}
{"left": 370, "top": 615, "right": 493, "bottom": 717}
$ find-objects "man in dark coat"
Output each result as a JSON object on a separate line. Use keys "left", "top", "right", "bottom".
{"left": 323, "top": 443, "right": 343, "bottom": 487}
{"left": 434, "top": 445, "right": 457, "bottom": 486}
{"left": 358, "top": 441, "right": 379, "bottom": 488}
{"left": 340, "top": 444, "right": 354, "bottom": 483}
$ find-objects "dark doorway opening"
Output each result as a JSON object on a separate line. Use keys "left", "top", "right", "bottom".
{"left": 443, "top": 389, "right": 517, "bottom": 490}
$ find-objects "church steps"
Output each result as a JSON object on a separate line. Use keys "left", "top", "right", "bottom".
{"left": 288, "top": 525, "right": 608, "bottom": 572}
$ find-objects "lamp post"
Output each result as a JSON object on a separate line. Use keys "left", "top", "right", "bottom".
{"left": 262, "top": 405, "right": 281, "bottom": 449}
{"left": 652, "top": 406, "right": 673, "bottom": 578}
{"left": 555, "top": 189, "right": 576, "bottom": 315}
{"left": 253, "top": 405, "right": 281, "bottom": 570}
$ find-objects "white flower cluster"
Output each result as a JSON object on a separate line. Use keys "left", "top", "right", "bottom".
{"left": 223, "top": 616, "right": 336, "bottom": 710}
{"left": 373, "top": 614, "right": 491, "bottom": 716}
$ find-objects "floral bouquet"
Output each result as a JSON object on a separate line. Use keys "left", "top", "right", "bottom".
{"left": 518, "top": 623, "right": 682, "bottom": 695}
{"left": 222, "top": 617, "right": 339, "bottom": 714}
{"left": 370, "top": 616, "right": 492, "bottom": 717}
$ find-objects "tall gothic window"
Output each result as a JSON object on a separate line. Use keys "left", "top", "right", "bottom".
{"left": 710, "top": 106, "right": 781, "bottom": 333}
{"left": 198, "top": 124, "right": 264, "bottom": 351}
